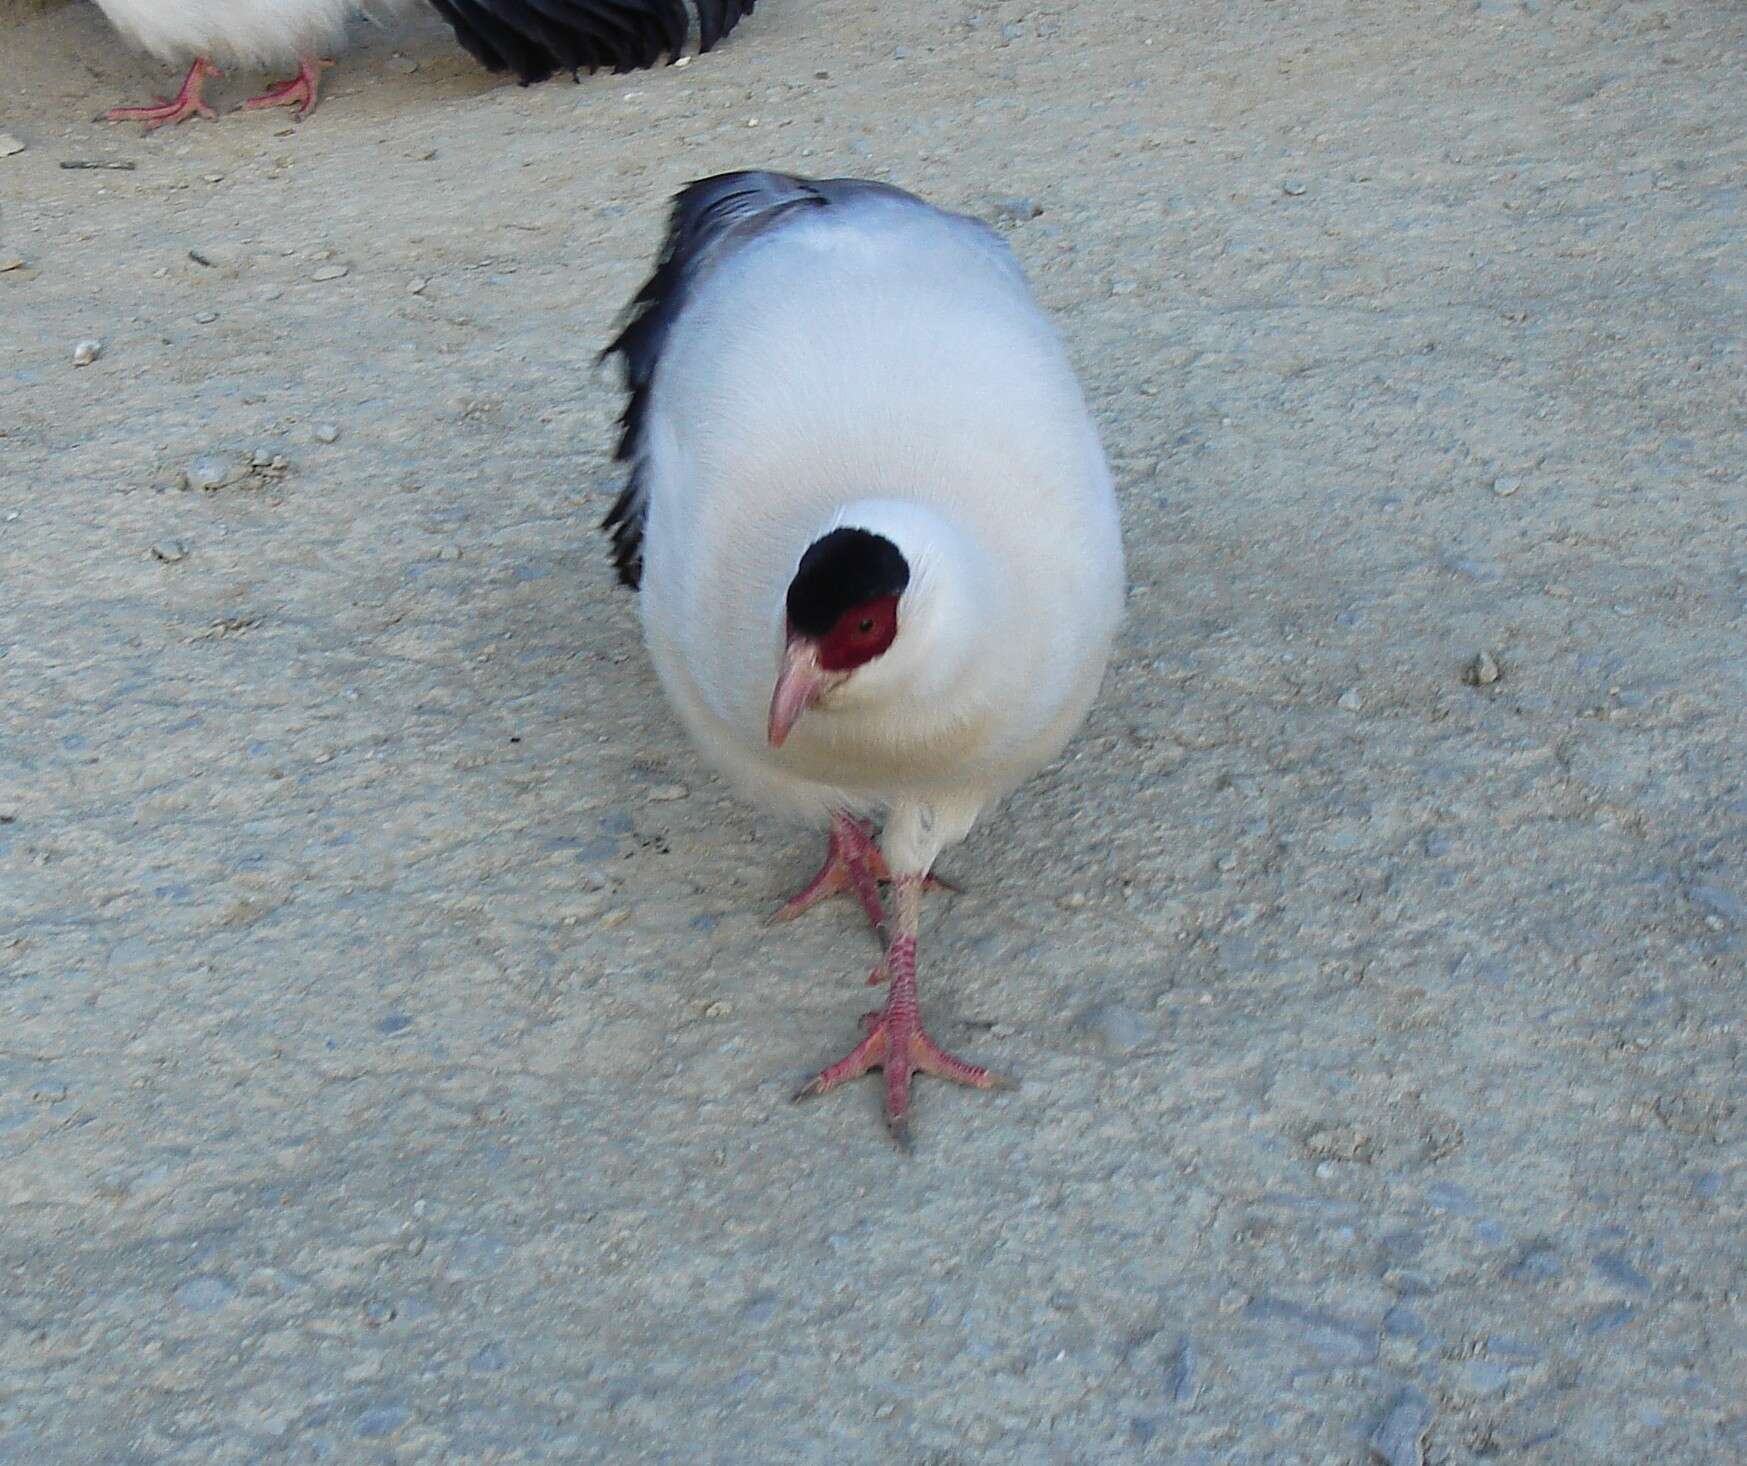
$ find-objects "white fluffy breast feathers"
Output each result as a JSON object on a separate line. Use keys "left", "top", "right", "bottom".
{"left": 603, "top": 172, "right": 1124, "bottom": 828}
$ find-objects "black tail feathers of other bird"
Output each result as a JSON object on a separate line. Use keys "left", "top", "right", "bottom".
{"left": 431, "top": 0, "right": 755, "bottom": 86}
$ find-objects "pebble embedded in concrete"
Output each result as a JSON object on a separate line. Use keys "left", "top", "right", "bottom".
{"left": 173, "top": 1276, "right": 236, "bottom": 1312}
{"left": 1369, "top": 1387, "right": 1434, "bottom": 1466}
{"left": 1464, "top": 650, "right": 1503, "bottom": 685}
{"left": 187, "top": 454, "right": 238, "bottom": 490}
{"left": 1073, "top": 1001, "right": 1149, "bottom": 1054}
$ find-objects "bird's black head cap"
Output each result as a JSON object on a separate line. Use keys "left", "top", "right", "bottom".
{"left": 786, "top": 528, "right": 910, "bottom": 637}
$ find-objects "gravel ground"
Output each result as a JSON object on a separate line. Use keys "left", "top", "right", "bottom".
{"left": 3, "top": 1, "right": 1745, "bottom": 1462}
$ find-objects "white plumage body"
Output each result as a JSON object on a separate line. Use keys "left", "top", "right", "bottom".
{"left": 633, "top": 185, "right": 1124, "bottom": 874}
{"left": 91, "top": 0, "right": 399, "bottom": 67}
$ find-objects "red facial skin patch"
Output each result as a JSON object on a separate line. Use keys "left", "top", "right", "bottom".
{"left": 815, "top": 595, "right": 900, "bottom": 672}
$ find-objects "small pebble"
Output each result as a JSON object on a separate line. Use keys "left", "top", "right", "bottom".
{"left": 151, "top": 540, "right": 189, "bottom": 563}
{"left": 1382, "top": 1304, "right": 1425, "bottom": 1339}
{"left": 1585, "top": 1302, "right": 1635, "bottom": 1334}
{"left": 173, "top": 1276, "right": 235, "bottom": 1312}
{"left": 1592, "top": 1250, "right": 1652, "bottom": 1293}
{"left": 1510, "top": 1241, "right": 1562, "bottom": 1282}
{"left": 186, "top": 454, "right": 238, "bottom": 490}
{"left": 1463, "top": 650, "right": 1502, "bottom": 686}
{"left": 1369, "top": 1387, "right": 1434, "bottom": 1466}
{"left": 437, "top": 544, "right": 462, "bottom": 561}
{"left": 1688, "top": 882, "right": 1743, "bottom": 924}
{"left": 1243, "top": 1297, "right": 1377, "bottom": 1365}
{"left": 0, "top": 257, "right": 25, "bottom": 272}
{"left": 992, "top": 196, "right": 1043, "bottom": 224}
{"left": 1282, "top": 178, "right": 1308, "bottom": 196}
{"left": 409, "top": 277, "right": 429, "bottom": 295}
{"left": 354, "top": 1404, "right": 409, "bottom": 1439}
{"left": 312, "top": 423, "right": 341, "bottom": 444}
{"left": 1463, "top": 1359, "right": 1512, "bottom": 1395}
{"left": 310, "top": 264, "right": 350, "bottom": 282}
{"left": 648, "top": 784, "right": 689, "bottom": 802}
{"left": 1337, "top": 687, "right": 1364, "bottom": 712}
{"left": 72, "top": 339, "right": 102, "bottom": 366}
{"left": 0, "top": 132, "right": 25, "bottom": 158}
{"left": 251, "top": 449, "right": 273, "bottom": 467}
{"left": 386, "top": 54, "right": 420, "bottom": 74}
{"left": 1426, "top": 1181, "right": 1479, "bottom": 1214}
{"left": 193, "top": 311, "right": 218, "bottom": 324}
{"left": 1492, "top": 475, "right": 1522, "bottom": 497}
{"left": 1074, "top": 1001, "right": 1149, "bottom": 1054}
{"left": 1164, "top": 1340, "right": 1198, "bottom": 1405}
{"left": 469, "top": 1341, "right": 509, "bottom": 1372}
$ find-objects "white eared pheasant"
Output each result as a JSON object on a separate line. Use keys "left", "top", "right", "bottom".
{"left": 603, "top": 171, "right": 1125, "bottom": 1143}
{"left": 92, "top": 0, "right": 753, "bottom": 129}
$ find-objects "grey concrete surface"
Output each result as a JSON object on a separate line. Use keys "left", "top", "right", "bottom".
{"left": 2, "top": 0, "right": 1744, "bottom": 1461}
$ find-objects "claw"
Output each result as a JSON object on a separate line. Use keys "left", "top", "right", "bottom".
{"left": 793, "top": 881, "right": 1004, "bottom": 1142}
{"left": 770, "top": 813, "right": 960, "bottom": 932}
{"left": 239, "top": 56, "right": 332, "bottom": 121}
{"left": 103, "top": 58, "right": 221, "bottom": 131}
{"left": 769, "top": 811, "right": 888, "bottom": 930}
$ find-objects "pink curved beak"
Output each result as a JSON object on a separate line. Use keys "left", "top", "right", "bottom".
{"left": 768, "top": 637, "right": 830, "bottom": 747}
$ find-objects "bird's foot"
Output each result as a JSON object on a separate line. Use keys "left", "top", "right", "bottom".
{"left": 103, "top": 58, "right": 221, "bottom": 131}
{"left": 792, "top": 929, "right": 1009, "bottom": 1148}
{"left": 769, "top": 812, "right": 957, "bottom": 931}
{"left": 769, "top": 812, "right": 889, "bottom": 929}
{"left": 240, "top": 57, "right": 332, "bottom": 120}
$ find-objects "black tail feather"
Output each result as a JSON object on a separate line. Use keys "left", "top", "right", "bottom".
{"left": 600, "top": 172, "right": 829, "bottom": 589}
{"left": 430, "top": 0, "right": 754, "bottom": 85}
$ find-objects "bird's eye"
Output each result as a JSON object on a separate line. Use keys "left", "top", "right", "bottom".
{"left": 857, "top": 618, "right": 875, "bottom": 634}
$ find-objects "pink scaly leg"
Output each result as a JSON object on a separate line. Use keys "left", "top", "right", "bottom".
{"left": 241, "top": 56, "right": 333, "bottom": 121}
{"left": 769, "top": 811, "right": 959, "bottom": 938}
{"left": 793, "top": 874, "right": 1010, "bottom": 1148}
{"left": 769, "top": 810, "right": 890, "bottom": 930}
{"left": 103, "top": 58, "right": 221, "bottom": 131}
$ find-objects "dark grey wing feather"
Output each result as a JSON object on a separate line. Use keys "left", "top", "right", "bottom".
{"left": 600, "top": 171, "right": 835, "bottom": 589}
{"left": 429, "top": 0, "right": 754, "bottom": 84}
